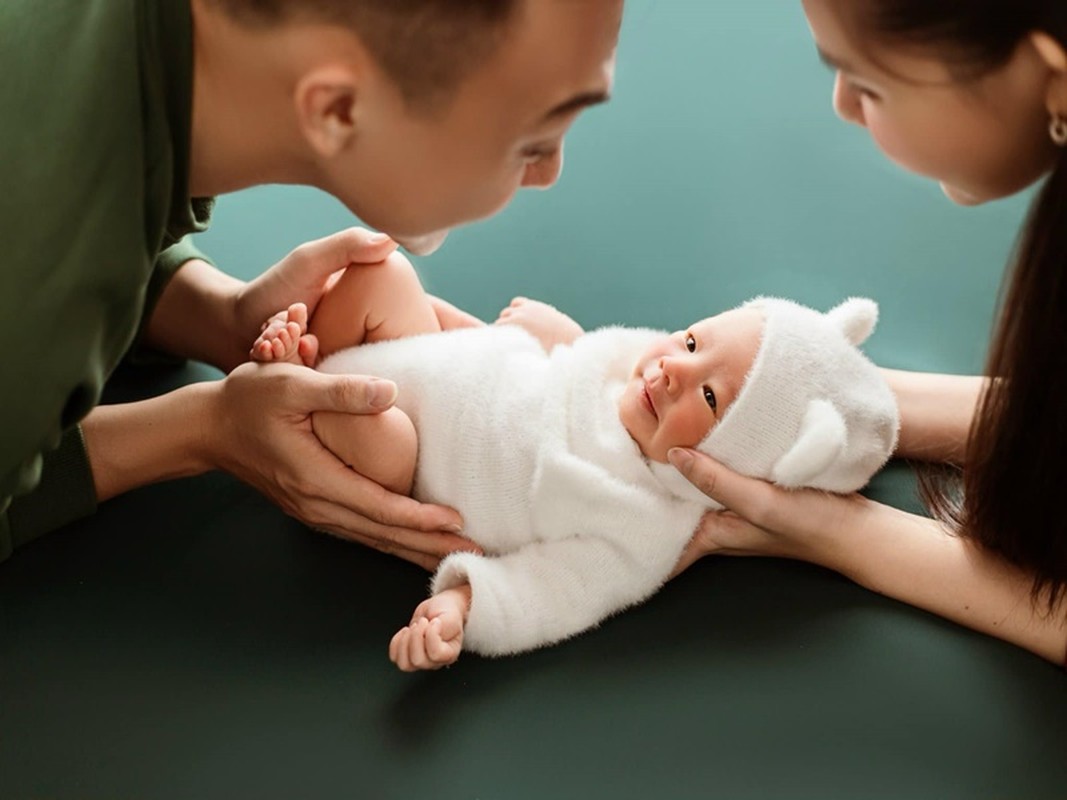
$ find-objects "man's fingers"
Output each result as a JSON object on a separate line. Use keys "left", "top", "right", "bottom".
{"left": 283, "top": 367, "right": 398, "bottom": 414}
{"left": 294, "top": 227, "right": 398, "bottom": 275}
{"left": 303, "top": 455, "right": 466, "bottom": 532}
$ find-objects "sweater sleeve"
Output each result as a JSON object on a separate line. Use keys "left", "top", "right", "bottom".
{"left": 0, "top": 239, "right": 211, "bottom": 564}
{"left": 0, "top": 426, "right": 97, "bottom": 563}
{"left": 432, "top": 535, "right": 666, "bottom": 657}
{"left": 432, "top": 446, "right": 700, "bottom": 657}
{"left": 125, "top": 236, "right": 214, "bottom": 366}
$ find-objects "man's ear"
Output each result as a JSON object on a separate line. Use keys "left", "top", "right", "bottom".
{"left": 1031, "top": 32, "right": 1067, "bottom": 117}
{"left": 294, "top": 66, "right": 360, "bottom": 158}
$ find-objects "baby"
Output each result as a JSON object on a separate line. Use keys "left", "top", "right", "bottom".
{"left": 252, "top": 252, "right": 899, "bottom": 671}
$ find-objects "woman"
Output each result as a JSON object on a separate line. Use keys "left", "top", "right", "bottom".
{"left": 671, "top": 0, "right": 1067, "bottom": 666}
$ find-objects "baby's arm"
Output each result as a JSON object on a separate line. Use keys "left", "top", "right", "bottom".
{"left": 495, "top": 297, "right": 584, "bottom": 352}
{"left": 425, "top": 534, "right": 673, "bottom": 659}
{"left": 390, "top": 584, "right": 471, "bottom": 671}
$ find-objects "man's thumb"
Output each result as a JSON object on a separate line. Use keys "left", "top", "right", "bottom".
{"left": 312, "top": 372, "right": 397, "bottom": 413}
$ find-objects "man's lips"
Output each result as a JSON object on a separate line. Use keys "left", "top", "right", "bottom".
{"left": 641, "top": 381, "right": 659, "bottom": 420}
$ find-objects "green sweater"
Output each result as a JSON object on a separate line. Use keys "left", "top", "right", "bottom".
{"left": 0, "top": 0, "right": 213, "bottom": 562}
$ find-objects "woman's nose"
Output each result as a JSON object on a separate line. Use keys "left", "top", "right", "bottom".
{"left": 832, "top": 72, "right": 866, "bottom": 127}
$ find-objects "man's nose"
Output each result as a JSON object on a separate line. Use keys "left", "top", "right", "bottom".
{"left": 521, "top": 146, "right": 565, "bottom": 189}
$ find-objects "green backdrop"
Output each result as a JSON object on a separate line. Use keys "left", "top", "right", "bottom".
{"left": 3, "top": 2, "right": 1065, "bottom": 798}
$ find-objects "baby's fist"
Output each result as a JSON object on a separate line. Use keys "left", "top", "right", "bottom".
{"left": 389, "top": 590, "right": 467, "bottom": 672}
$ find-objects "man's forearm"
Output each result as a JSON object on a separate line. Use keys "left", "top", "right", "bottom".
{"left": 145, "top": 259, "right": 248, "bottom": 372}
{"left": 81, "top": 382, "right": 217, "bottom": 502}
{"left": 881, "top": 368, "right": 985, "bottom": 464}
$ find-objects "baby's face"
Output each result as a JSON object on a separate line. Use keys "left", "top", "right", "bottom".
{"left": 618, "top": 307, "right": 764, "bottom": 463}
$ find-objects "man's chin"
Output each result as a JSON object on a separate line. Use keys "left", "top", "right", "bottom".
{"left": 940, "top": 181, "right": 987, "bottom": 207}
{"left": 392, "top": 230, "right": 450, "bottom": 256}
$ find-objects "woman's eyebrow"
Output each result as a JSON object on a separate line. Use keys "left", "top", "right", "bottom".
{"left": 817, "top": 46, "right": 859, "bottom": 73}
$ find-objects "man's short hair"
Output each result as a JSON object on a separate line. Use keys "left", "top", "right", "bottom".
{"left": 211, "top": 0, "right": 520, "bottom": 111}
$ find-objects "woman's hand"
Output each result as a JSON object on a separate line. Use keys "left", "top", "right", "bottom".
{"left": 665, "top": 448, "right": 1067, "bottom": 663}
{"left": 667, "top": 448, "right": 889, "bottom": 576}
{"left": 205, "top": 361, "right": 479, "bottom": 570}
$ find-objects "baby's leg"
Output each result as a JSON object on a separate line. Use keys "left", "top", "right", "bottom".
{"left": 310, "top": 250, "right": 442, "bottom": 359}
{"left": 308, "top": 251, "right": 439, "bottom": 495}
{"left": 313, "top": 406, "right": 418, "bottom": 496}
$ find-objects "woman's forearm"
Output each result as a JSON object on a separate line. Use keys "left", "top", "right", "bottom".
{"left": 881, "top": 368, "right": 985, "bottom": 464}
{"left": 81, "top": 382, "right": 217, "bottom": 502}
{"left": 794, "top": 502, "right": 1067, "bottom": 665}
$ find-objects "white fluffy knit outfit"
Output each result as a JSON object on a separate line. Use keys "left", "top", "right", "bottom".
{"left": 316, "top": 298, "right": 898, "bottom": 657}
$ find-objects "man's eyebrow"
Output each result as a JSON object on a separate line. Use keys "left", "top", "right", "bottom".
{"left": 541, "top": 90, "right": 611, "bottom": 123}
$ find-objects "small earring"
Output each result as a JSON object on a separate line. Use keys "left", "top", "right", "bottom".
{"left": 1051, "top": 114, "right": 1067, "bottom": 147}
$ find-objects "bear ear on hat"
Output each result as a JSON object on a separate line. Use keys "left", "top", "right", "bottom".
{"left": 827, "top": 297, "right": 878, "bottom": 346}
{"left": 770, "top": 398, "right": 847, "bottom": 488}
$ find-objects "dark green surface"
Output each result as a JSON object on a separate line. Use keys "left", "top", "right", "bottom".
{"left": 3, "top": 1, "right": 1066, "bottom": 798}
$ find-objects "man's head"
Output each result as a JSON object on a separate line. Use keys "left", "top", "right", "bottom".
{"left": 209, "top": 0, "right": 518, "bottom": 111}
{"left": 200, "top": 0, "right": 624, "bottom": 253}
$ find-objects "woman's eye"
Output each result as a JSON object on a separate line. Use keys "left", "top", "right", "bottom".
{"left": 851, "top": 83, "right": 879, "bottom": 101}
{"left": 685, "top": 334, "right": 696, "bottom": 353}
{"left": 703, "top": 386, "right": 717, "bottom": 413}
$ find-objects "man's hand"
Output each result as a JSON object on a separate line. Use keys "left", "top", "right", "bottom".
{"left": 229, "top": 228, "right": 400, "bottom": 369}
{"left": 147, "top": 228, "right": 400, "bottom": 373}
{"left": 205, "top": 362, "right": 480, "bottom": 570}
{"left": 389, "top": 585, "right": 470, "bottom": 671}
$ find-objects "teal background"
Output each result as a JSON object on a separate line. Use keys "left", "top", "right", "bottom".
{"left": 3, "top": 1, "right": 1065, "bottom": 799}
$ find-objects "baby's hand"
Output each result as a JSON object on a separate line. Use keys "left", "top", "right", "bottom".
{"left": 249, "top": 302, "right": 319, "bottom": 367}
{"left": 389, "top": 587, "right": 469, "bottom": 672}
{"left": 494, "top": 297, "right": 584, "bottom": 351}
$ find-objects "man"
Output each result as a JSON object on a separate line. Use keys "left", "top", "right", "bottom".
{"left": 0, "top": 0, "right": 624, "bottom": 567}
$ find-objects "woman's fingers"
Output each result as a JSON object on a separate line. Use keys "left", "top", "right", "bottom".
{"left": 668, "top": 448, "right": 784, "bottom": 530}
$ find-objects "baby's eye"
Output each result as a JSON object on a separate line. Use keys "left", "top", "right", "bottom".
{"left": 685, "top": 334, "right": 696, "bottom": 353}
{"left": 703, "top": 386, "right": 717, "bottom": 413}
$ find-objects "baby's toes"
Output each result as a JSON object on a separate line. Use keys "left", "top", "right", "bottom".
{"left": 287, "top": 302, "right": 309, "bottom": 333}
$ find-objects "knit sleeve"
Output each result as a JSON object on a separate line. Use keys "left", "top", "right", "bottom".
{"left": 432, "top": 535, "right": 666, "bottom": 657}
{"left": 125, "top": 236, "right": 215, "bottom": 366}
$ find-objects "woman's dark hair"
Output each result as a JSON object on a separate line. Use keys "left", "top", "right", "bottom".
{"left": 210, "top": 0, "right": 518, "bottom": 111}
{"left": 842, "top": 0, "right": 1067, "bottom": 611}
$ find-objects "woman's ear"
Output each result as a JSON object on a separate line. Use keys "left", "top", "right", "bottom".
{"left": 1031, "top": 32, "right": 1067, "bottom": 117}
{"left": 294, "top": 66, "right": 360, "bottom": 158}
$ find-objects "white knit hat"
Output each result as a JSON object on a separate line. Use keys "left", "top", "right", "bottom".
{"left": 651, "top": 297, "right": 899, "bottom": 507}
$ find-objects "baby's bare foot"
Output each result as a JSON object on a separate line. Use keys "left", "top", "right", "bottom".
{"left": 250, "top": 303, "right": 315, "bottom": 366}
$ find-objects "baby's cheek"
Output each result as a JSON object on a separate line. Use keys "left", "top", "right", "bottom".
{"left": 671, "top": 404, "right": 714, "bottom": 450}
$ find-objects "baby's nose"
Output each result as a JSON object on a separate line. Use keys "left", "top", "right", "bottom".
{"left": 658, "top": 358, "right": 681, "bottom": 393}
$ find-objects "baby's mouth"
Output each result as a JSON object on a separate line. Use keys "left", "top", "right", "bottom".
{"left": 641, "top": 382, "right": 659, "bottom": 420}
